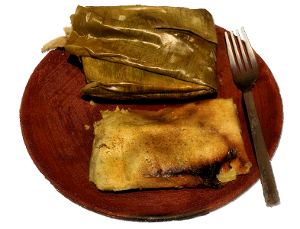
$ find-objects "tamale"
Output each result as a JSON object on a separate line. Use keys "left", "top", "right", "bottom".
{"left": 89, "top": 99, "right": 252, "bottom": 191}
{"left": 63, "top": 5, "right": 218, "bottom": 99}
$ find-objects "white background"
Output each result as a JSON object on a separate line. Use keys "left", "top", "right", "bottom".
{"left": 1, "top": 0, "right": 298, "bottom": 228}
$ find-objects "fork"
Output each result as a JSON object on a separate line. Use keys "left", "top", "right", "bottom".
{"left": 225, "top": 27, "right": 280, "bottom": 207}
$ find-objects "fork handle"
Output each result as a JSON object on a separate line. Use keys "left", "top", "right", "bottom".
{"left": 243, "top": 87, "right": 280, "bottom": 207}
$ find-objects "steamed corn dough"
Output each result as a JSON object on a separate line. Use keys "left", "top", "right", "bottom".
{"left": 89, "top": 99, "right": 252, "bottom": 191}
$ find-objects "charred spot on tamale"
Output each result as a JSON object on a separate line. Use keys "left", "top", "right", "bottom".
{"left": 147, "top": 147, "right": 238, "bottom": 186}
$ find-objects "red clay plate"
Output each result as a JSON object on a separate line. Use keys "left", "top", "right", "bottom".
{"left": 20, "top": 25, "right": 283, "bottom": 221}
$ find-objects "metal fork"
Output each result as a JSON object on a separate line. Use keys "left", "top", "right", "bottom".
{"left": 225, "top": 27, "right": 280, "bottom": 207}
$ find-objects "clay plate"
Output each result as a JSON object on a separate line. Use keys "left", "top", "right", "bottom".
{"left": 20, "top": 26, "right": 283, "bottom": 221}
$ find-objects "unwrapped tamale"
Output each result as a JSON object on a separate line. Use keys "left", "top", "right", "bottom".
{"left": 60, "top": 5, "right": 218, "bottom": 99}
{"left": 89, "top": 99, "right": 252, "bottom": 191}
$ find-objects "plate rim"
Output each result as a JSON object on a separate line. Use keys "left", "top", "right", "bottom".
{"left": 20, "top": 25, "right": 283, "bottom": 221}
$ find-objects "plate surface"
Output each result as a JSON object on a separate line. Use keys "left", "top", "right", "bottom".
{"left": 20, "top": 26, "right": 283, "bottom": 221}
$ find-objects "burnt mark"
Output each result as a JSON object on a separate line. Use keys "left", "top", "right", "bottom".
{"left": 95, "top": 143, "right": 110, "bottom": 149}
{"left": 226, "top": 147, "right": 238, "bottom": 161}
{"left": 147, "top": 147, "right": 239, "bottom": 187}
{"left": 149, "top": 169, "right": 164, "bottom": 178}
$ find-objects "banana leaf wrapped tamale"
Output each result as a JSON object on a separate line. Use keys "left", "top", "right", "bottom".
{"left": 44, "top": 5, "right": 219, "bottom": 99}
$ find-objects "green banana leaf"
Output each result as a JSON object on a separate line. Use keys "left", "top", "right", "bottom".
{"left": 65, "top": 5, "right": 218, "bottom": 100}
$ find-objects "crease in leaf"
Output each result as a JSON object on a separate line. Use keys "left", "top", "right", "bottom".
{"left": 45, "top": 5, "right": 219, "bottom": 99}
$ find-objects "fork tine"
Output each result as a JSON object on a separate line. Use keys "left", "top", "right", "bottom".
{"left": 224, "top": 32, "right": 238, "bottom": 77}
{"left": 229, "top": 31, "right": 244, "bottom": 73}
{"left": 241, "top": 27, "right": 259, "bottom": 70}
{"left": 236, "top": 30, "right": 251, "bottom": 71}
